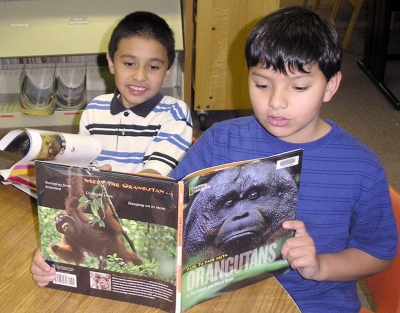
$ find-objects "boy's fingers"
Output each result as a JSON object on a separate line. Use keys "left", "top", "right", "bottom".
{"left": 282, "top": 220, "right": 308, "bottom": 236}
{"left": 32, "top": 249, "right": 50, "bottom": 271}
{"left": 32, "top": 273, "right": 56, "bottom": 287}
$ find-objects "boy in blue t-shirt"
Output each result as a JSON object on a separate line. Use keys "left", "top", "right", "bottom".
{"left": 170, "top": 6, "right": 397, "bottom": 312}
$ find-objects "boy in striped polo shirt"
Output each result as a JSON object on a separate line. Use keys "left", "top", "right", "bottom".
{"left": 31, "top": 11, "right": 192, "bottom": 285}
{"left": 79, "top": 11, "right": 192, "bottom": 176}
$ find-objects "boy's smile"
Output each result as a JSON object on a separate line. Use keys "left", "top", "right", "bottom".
{"left": 249, "top": 64, "right": 341, "bottom": 144}
{"left": 107, "top": 36, "right": 172, "bottom": 109}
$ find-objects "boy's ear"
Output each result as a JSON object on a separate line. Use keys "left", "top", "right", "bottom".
{"left": 323, "top": 72, "right": 342, "bottom": 102}
{"left": 163, "top": 63, "right": 174, "bottom": 82}
{"left": 106, "top": 52, "right": 115, "bottom": 75}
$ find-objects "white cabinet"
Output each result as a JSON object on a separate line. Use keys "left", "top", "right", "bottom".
{"left": 0, "top": 0, "right": 183, "bottom": 57}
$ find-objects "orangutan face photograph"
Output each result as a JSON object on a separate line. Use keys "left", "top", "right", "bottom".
{"left": 183, "top": 160, "right": 299, "bottom": 264}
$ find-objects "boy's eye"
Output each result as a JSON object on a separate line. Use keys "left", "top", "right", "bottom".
{"left": 124, "top": 62, "right": 134, "bottom": 67}
{"left": 294, "top": 86, "right": 308, "bottom": 91}
{"left": 149, "top": 65, "right": 160, "bottom": 70}
{"left": 256, "top": 83, "right": 269, "bottom": 89}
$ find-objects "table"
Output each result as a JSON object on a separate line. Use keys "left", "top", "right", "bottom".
{"left": 0, "top": 185, "right": 300, "bottom": 313}
{"left": 357, "top": 0, "right": 400, "bottom": 110}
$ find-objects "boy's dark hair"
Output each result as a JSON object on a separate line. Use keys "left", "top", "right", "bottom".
{"left": 245, "top": 6, "right": 342, "bottom": 81}
{"left": 108, "top": 11, "right": 175, "bottom": 69}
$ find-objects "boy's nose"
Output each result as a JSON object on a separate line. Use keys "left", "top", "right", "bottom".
{"left": 268, "top": 90, "right": 288, "bottom": 109}
{"left": 133, "top": 67, "right": 147, "bottom": 82}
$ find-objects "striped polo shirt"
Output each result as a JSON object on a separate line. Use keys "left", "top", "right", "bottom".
{"left": 79, "top": 90, "right": 193, "bottom": 175}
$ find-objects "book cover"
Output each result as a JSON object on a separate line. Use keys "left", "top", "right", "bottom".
{"left": 179, "top": 149, "right": 302, "bottom": 311}
{"left": 36, "top": 163, "right": 179, "bottom": 312}
{"left": 35, "top": 148, "right": 303, "bottom": 312}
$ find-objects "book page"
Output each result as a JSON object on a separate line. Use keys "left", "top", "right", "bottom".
{"left": 46, "top": 132, "right": 101, "bottom": 166}
{"left": 0, "top": 128, "right": 102, "bottom": 184}
{"left": 0, "top": 150, "right": 23, "bottom": 172}
{"left": 0, "top": 128, "right": 34, "bottom": 180}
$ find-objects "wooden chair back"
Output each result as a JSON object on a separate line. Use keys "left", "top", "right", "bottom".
{"left": 303, "top": 0, "right": 364, "bottom": 50}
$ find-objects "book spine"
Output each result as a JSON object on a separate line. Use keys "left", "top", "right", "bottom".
{"left": 175, "top": 180, "right": 184, "bottom": 313}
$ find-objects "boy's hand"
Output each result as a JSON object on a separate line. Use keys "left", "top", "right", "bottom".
{"left": 98, "top": 164, "right": 112, "bottom": 171}
{"left": 281, "top": 220, "right": 394, "bottom": 282}
{"left": 30, "top": 248, "right": 56, "bottom": 287}
{"left": 281, "top": 220, "right": 320, "bottom": 280}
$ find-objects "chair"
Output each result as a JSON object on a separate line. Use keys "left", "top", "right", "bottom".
{"left": 304, "top": 0, "right": 365, "bottom": 50}
{"left": 303, "top": 0, "right": 322, "bottom": 12}
{"left": 359, "top": 185, "right": 400, "bottom": 313}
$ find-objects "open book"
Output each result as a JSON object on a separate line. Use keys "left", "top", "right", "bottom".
{"left": 35, "top": 148, "right": 303, "bottom": 313}
{"left": 0, "top": 128, "right": 101, "bottom": 195}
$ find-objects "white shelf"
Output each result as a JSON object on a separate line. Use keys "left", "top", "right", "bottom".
{"left": 0, "top": 88, "right": 181, "bottom": 129}
{"left": 0, "top": 95, "right": 82, "bottom": 128}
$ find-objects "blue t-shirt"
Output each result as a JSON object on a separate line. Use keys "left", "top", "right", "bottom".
{"left": 171, "top": 116, "right": 398, "bottom": 312}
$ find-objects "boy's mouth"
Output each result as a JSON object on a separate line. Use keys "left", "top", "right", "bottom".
{"left": 268, "top": 115, "right": 289, "bottom": 127}
{"left": 128, "top": 85, "right": 147, "bottom": 95}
